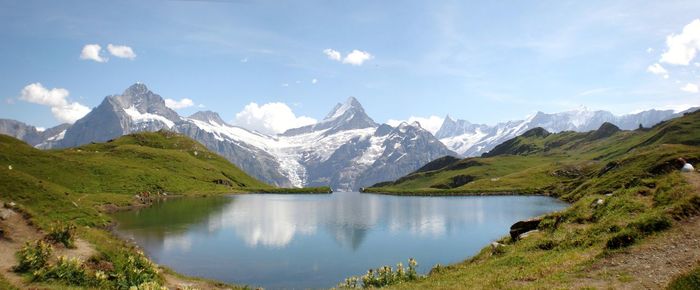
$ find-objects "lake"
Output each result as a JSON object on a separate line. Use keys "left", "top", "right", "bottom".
{"left": 112, "top": 192, "right": 568, "bottom": 289}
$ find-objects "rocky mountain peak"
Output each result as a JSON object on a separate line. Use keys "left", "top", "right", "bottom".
{"left": 324, "top": 96, "right": 366, "bottom": 120}
{"left": 283, "top": 96, "right": 376, "bottom": 136}
{"left": 189, "top": 111, "right": 226, "bottom": 125}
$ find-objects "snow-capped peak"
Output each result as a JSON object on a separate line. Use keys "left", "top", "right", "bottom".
{"left": 189, "top": 111, "right": 227, "bottom": 126}
{"left": 325, "top": 96, "right": 363, "bottom": 120}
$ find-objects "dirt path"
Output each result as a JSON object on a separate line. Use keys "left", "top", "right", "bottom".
{"left": 0, "top": 204, "right": 97, "bottom": 288}
{"left": 571, "top": 172, "right": 700, "bottom": 289}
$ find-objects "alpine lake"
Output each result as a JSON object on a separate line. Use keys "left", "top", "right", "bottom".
{"left": 112, "top": 192, "right": 568, "bottom": 289}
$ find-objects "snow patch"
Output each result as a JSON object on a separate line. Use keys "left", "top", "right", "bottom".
{"left": 124, "top": 106, "right": 175, "bottom": 128}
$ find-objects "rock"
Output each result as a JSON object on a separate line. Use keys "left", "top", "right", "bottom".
{"left": 518, "top": 229, "right": 540, "bottom": 240}
{"left": 491, "top": 242, "right": 506, "bottom": 255}
{"left": 0, "top": 208, "right": 15, "bottom": 220}
{"left": 682, "top": 163, "right": 695, "bottom": 172}
{"left": 7, "top": 165, "right": 12, "bottom": 170}
{"left": 7, "top": 202, "right": 16, "bottom": 208}
{"left": 510, "top": 218, "right": 541, "bottom": 240}
{"left": 591, "top": 198, "right": 604, "bottom": 208}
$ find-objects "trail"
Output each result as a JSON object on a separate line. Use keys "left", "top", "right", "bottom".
{"left": 571, "top": 172, "right": 700, "bottom": 289}
{"left": 0, "top": 204, "right": 97, "bottom": 287}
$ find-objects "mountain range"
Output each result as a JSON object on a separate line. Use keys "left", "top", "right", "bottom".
{"left": 435, "top": 107, "right": 696, "bottom": 157}
{"left": 1, "top": 83, "right": 695, "bottom": 190}
{"left": 1, "top": 83, "right": 454, "bottom": 191}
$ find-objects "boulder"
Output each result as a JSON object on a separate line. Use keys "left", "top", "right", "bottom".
{"left": 510, "top": 218, "right": 541, "bottom": 240}
{"left": 682, "top": 163, "right": 695, "bottom": 172}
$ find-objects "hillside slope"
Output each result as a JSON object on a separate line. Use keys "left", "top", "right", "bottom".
{"left": 0, "top": 130, "right": 269, "bottom": 226}
{"left": 361, "top": 110, "right": 700, "bottom": 289}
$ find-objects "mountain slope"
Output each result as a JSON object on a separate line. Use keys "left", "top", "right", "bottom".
{"left": 372, "top": 103, "right": 700, "bottom": 290}
{"left": 0, "top": 119, "right": 69, "bottom": 147}
{"left": 0, "top": 130, "right": 268, "bottom": 200}
{"left": 437, "top": 108, "right": 694, "bottom": 157}
{"left": 10, "top": 83, "right": 455, "bottom": 190}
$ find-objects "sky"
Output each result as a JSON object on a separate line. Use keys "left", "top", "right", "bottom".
{"left": 1, "top": 0, "right": 700, "bottom": 135}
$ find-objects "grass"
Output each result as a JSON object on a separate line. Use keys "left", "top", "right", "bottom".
{"left": 0, "top": 130, "right": 321, "bottom": 289}
{"left": 362, "top": 110, "right": 700, "bottom": 289}
{"left": 669, "top": 263, "right": 700, "bottom": 290}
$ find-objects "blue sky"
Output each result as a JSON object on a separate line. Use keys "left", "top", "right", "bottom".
{"left": 1, "top": 0, "right": 700, "bottom": 134}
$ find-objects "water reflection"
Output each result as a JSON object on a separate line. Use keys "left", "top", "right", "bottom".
{"left": 113, "top": 193, "right": 567, "bottom": 289}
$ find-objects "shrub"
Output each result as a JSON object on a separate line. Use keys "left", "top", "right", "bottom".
{"left": 33, "top": 256, "right": 90, "bottom": 285}
{"left": 338, "top": 258, "right": 422, "bottom": 288}
{"left": 45, "top": 222, "right": 77, "bottom": 248}
{"left": 113, "top": 251, "right": 161, "bottom": 288}
{"left": 14, "top": 240, "right": 52, "bottom": 272}
{"left": 606, "top": 230, "right": 638, "bottom": 249}
{"left": 129, "top": 281, "right": 168, "bottom": 290}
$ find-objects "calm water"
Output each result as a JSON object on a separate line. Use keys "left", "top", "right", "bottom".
{"left": 112, "top": 193, "right": 567, "bottom": 289}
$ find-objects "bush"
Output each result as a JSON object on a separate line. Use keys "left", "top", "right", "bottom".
{"left": 45, "top": 222, "right": 77, "bottom": 248}
{"left": 113, "top": 251, "right": 161, "bottom": 288}
{"left": 338, "top": 258, "right": 422, "bottom": 288}
{"left": 606, "top": 230, "right": 638, "bottom": 249}
{"left": 33, "top": 256, "right": 90, "bottom": 285}
{"left": 14, "top": 240, "right": 52, "bottom": 272}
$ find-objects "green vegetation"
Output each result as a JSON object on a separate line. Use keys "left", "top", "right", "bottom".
{"left": 45, "top": 222, "right": 77, "bottom": 248}
{"left": 669, "top": 263, "right": 700, "bottom": 290}
{"left": 14, "top": 240, "right": 53, "bottom": 273}
{"left": 13, "top": 237, "right": 162, "bottom": 289}
{"left": 339, "top": 258, "right": 422, "bottom": 288}
{"left": 363, "top": 111, "right": 700, "bottom": 289}
{"left": 0, "top": 130, "right": 297, "bottom": 289}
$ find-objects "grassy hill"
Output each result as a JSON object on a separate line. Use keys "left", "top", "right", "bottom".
{"left": 366, "top": 112, "right": 700, "bottom": 197}
{"left": 360, "top": 110, "right": 700, "bottom": 289}
{"left": 0, "top": 130, "right": 274, "bottom": 227}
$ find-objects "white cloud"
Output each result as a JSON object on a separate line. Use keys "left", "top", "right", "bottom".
{"left": 233, "top": 102, "right": 317, "bottom": 135}
{"left": 198, "top": 104, "right": 206, "bottom": 108}
{"left": 51, "top": 102, "right": 91, "bottom": 124}
{"left": 681, "top": 83, "right": 699, "bottom": 93}
{"left": 240, "top": 57, "right": 248, "bottom": 63}
{"left": 646, "top": 63, "right": 669, "bottom": 78}
{"left": 311, "top": 78, "right": 318, "bottom": 84}
{"left": 19, "top": 83, "right": 90, "bottom": 123}
{"left": 660, "top": 19, "right": 700, "bottom": 66}
{"left": 323, "top": 48, "right": 341, "bottom": 61}
{"left": 164, "top": 98, "right": 194, "bottom": 110}
{"left": 20, "top": 83, "right": 70, "bottom": 107}
{"left": 80, "top": 44, "right": 107, "bottom": 63}
{"left": 324, "top": 48, "right": 374, "bottom": 66}
{"left": 342, "top": 49, "right": 373, "bottom": 66}
{"left": 107, "top": 44, "right": 136, "bottom": 60}
{"left": 282, "top": 83, "right": 289, "bottom": 87}
{"left": 387, "top": 115, "right": 445, "bottom": 135}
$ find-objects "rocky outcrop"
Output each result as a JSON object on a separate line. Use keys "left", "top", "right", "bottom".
{"left": 510, "top": 218, "right": 541, "bottom": 240}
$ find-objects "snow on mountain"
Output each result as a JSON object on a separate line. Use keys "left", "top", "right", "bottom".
{"left": 17, "top": 84, "right": 454, "bottom": 190}
{"left": 436, "top": 107, "right": 689, "bottom": 157}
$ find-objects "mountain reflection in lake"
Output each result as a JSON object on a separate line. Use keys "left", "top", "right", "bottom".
{"left": 113, "top": 192, "right": 568, "bottom": 289}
